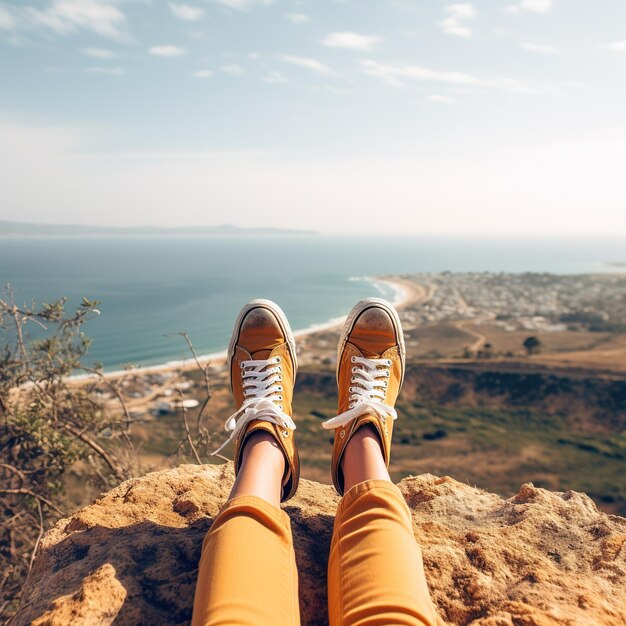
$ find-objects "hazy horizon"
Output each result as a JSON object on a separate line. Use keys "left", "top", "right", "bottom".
{"left": 1, "top": 0, "right": 626, "bottom": 235}
{"left": 3, "top": 218, "right": 626, "bottom": 241}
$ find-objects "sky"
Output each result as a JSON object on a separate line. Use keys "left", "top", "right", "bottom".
{"left": 1, "top": 0, "right": 626, "bottom": 235}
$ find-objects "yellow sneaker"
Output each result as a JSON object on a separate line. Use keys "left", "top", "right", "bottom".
{"left": 212, "top": 299, "right": 300, "bottom": 502}
{"left": 323, "top": 298, "right": 405, "bottom": 495}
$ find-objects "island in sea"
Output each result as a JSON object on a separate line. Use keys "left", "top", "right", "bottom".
{"left": 0, "top": 220, "right": 316, "bottom": 238}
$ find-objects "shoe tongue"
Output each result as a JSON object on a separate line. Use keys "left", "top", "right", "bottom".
{"left": 347, "top": 340, "right": 382, "bottom": 359}
{"left": 251, "top": 348, "right": 273, "bottom": 360}
{"left": 348, "top": 325, "right": 394, "bottom": 358}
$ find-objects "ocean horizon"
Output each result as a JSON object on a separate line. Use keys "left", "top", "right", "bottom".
{"left": 1, "top": 234, "right": 624, "bottom": 371}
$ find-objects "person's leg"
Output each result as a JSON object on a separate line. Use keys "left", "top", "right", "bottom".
{"left": 324, "top": 300, "right": 440, "bottom": 626}
{"left": 192, "top": 432, "right": 299, "bottom": 626}
{"left": 192, "top": 301, "right": 301, "bottom": 626}
{"left": 328, "top": 425, "right": 439, "bottom": 626}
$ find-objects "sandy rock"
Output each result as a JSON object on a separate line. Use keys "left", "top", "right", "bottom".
{"left": 31, "top": 564, "right": 126, "bottom": 626}
{"left": 14, "top": 464, "right": 626, "bottom": 626}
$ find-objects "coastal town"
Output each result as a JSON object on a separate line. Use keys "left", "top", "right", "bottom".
{"left": 398, "top": 271, "right": 626, "bottom": 334}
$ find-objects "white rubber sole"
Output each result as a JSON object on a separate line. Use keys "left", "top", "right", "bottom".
{"left": 336, "top": 297, "right": 406, "bottom": 389}
{"left": 227, "top": 299, "right": 298, "bottom": 379}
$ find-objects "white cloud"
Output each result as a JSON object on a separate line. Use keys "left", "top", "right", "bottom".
{"left": 562, "top": 80, "right": 588, "bottom": 90}
{"left": 522, "top": 0, "right": 552, "bottom": 11}
{"left": 281, "top": 55, "right": 331, "bottom": 74}
{"left": 213, "top": 0, "right": 273, "bottom": 10}
{"left": 221, "top": 64, "right": 244, "bottom": 75}
{"left": 193, "top": 69, "right": 214, "bottom": 78}
{"left": 307, "top": 84, "right": 350, "bottom": 96}
{"left": 440, "top": 18, "right": 470, "bottom": 37}
{"left": 262, "top": 70, "right": 287, "bottom": 84}
{"left": 429, "top": 94, "right": 454, "bottom": 103}
{"left": 0, "top": 5, "right": 16, "bottom": 30}
{"left": 284, "top": 12, "right": 308, "bottom": 24}
{"left": 506, "top": 0, "right": 553, "bottom": 14}
{"left": 19, "top": 0, "right": 128, "bottom": 40}
{"left": 602, "top": 41, "right": 626, "bottom": 52}
{"left": 520, "top": 42, "right": 559, "bottom": 54}
{"left": 322, "top": 31, "right": 383, "bottom": 51}
{"left": 149, "top": 45, "right": 186, "bottom": 57}
{"left": 440, "top": 3, "right": 476, "bottom": 38}
{"left": 83, "top": 65, "right": 124, "bottom": 74}
{"left": 446, "top": 3, "right": 476, "bottom": 19}
{"left": 361, "top": 59, "right": 538, "bottom": 93}
{"left": 82, "top": 47, "right": 116, "bottom": 58}
{"left": 168, "top": 3, "right": 204, "bottom": 22}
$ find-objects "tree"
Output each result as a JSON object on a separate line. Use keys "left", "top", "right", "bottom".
{"left": 477, "top": 342, "right": 493, "bottom": 359}
{"left": 523, "top": 336, "right": 541, "bottom": 355}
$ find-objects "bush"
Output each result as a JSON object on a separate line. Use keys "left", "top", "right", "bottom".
{"left": 0, "top": 288, "right": 135, "bottom": 620}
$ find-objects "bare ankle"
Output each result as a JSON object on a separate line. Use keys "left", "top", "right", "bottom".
{"left": 344, "top": 424, "right": 382, "bottom": 457}
{"left": 241, "top": 430, "right": 285, "bottom": 472}
{"left": 229, "top": 431, "right": 286, "bottom": 507}
{"left": 341, "top": 423, "right": 391, "bottom": 493}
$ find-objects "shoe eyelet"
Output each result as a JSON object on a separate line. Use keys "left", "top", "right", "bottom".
{"left": 351, "top": 356, "right": 356, "bottom": 363}
{"left": 282, "top": 429, "right": 289, "bottom": 437}
{"left": 352, "top": 367, "right": 357, "bottom": 373}
{"left": 278, "top": 404, "right": 283, "bottom": 410}
{"left": 387, "top": 360, "right": 392, "bottom": 366}
{"left": 277, "top": 386, "right": 282, "bottom": 391}
{"left": 340, "top": 430, "right": 345, "bottom": 438}
{"left": 278, "top": 395, "right": 283, "bottom": 400}
{"left": 275, "top": 357, "right": 281, "bottom": 363}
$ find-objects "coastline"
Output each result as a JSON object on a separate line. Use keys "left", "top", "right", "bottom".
{"left": 75, "top": 275, "right": 423, "bottom": 382}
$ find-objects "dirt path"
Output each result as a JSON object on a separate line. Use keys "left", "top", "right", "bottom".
{"left": 454, "top": 320, "right": 487, "bottom": 353}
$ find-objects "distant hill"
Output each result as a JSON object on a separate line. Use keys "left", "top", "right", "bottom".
{"left": 0, "top": 220, "right": 316, "bottom": 238}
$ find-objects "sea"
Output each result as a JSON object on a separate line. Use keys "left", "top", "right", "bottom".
{"left": 0, "top": 235, "right": 624, "bottom": 371}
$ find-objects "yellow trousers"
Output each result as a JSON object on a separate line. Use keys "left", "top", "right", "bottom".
{"left": 192, "top": 480, "right": 440, "bottom": 626}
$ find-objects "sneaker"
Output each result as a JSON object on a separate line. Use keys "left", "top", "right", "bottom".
{"left": 323, "top": 298, "right": 405, "bottom": 495}
{"left": 212, "top": 299, "right": 300, "bottom": 502}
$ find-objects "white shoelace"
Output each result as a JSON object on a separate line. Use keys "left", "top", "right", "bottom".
{"left": 322, "top": 356, "right": 397, "bottom": 430}
{"left": 212, "top": 356, "right": 296, "bottom": 457}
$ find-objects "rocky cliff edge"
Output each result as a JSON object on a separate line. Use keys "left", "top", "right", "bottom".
{"left": 13, "top": 464, "right": 626, "bottom": 626}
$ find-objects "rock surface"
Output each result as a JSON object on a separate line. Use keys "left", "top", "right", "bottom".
{"left": 14, "top": 464, "right": 626, "bottom": 626}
